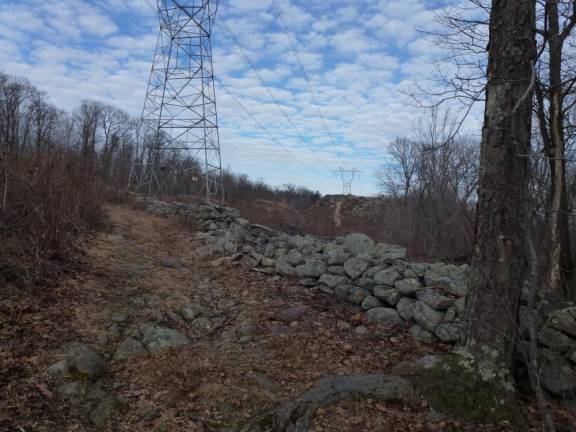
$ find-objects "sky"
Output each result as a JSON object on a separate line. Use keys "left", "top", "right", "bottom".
{"left": 0, "top": 0, "right": 484, "bottom": 195}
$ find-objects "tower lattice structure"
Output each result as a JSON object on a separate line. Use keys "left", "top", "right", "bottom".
{"left": 336, "top": 167, "right": 361, "bottom": 195}
{"left": 130, "top": 0, "right": 223, "bottom": 201}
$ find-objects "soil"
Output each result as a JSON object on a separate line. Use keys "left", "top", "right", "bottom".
{"left": 1, "top": 204, "right": 574, "bottom": 431}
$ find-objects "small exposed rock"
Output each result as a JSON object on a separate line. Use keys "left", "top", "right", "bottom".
{"left": 274, "top": 306, "right": 307, "bottom": 323}
{"left": 343, "top": 257, "right": 370, "bottom": 279}
{"left": 547, "top": 307, "right": 576, "bottom": 338}
{"left": 318, "top": 274, "right": 349, "bottom": 289}
{"left": 326, "top": 249, "right": 350, "bottom": 265}
{"left": 109, "top": 312, "right": 128, "bottom": 323}
{"left": 114, "top": 337, "right": 146, "bottom": 360}
{"left": 140, "top": 324, "right": 189, "bottom": 353}
{"left": 295, "top": 259, "right": 327, "bottom": 278}
{"left": 434, "top": 323, "right": 462, "bottom": 343}
{"left": 64, "top": 343, "right": 106, "bottom": 381}
{"left": 410, "top": 324, "right": 436, "bottom": 343}
{"left": 298, "top": 278, "right": 318, "bottom": 287}
{"left": 413, "top": 301, "right": 445, "bottom": 332}
{"left": 287, "top": 250, "right": 304, "bottom": 266}
{"left": 347, "top": 286, "right": 371, "bottom": 305}
{"left": 335, "top": 284, "right": 351, "bottom": 300}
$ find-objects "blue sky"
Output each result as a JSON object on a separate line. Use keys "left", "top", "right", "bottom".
{"left": 0, "top": 0, "right": 482, "bottom": 195}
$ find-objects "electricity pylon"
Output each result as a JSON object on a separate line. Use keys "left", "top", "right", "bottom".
{"left": 336, "top": 167, "right": 361, "bottom": 195}
{"left": 130, "top": 0, "right": 223, "bottom": 202}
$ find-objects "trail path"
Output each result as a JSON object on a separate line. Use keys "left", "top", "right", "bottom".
{"left": 333, "top": 200, "right": 343, "bottom": 229}
{"left": 40, "top": 204, "right": 433, "bottom": 431}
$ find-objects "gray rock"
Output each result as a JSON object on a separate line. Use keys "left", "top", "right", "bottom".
{"left": 416, "top": 288, "right": 454, "bottom": 310}
{"left": 373, "top": 286, "right": 400, "bottom": 306}
{"left": 538, "top": 326, "right": 576, "bottom": 354}
{"left": 366, "top": 307, "right": 402, "bottom": 324}
{"left": 547, "top": 307, "right": 576, "bottom": 338}
{"left": 410, "top": 324, "right": 436, "bottom": 343}
{"left": 327, "top": 265, "right": 346, "bottom": 276}
{"left": 444, "top": 306, "right": 457, "bottom": 323}
{"left": 274, "top": 306, "right": 306, "bottom": 323}
{"left": 413, "top": 301, "right": 445, "bottom": 332}
{"left": 287, "top": 250, "right": 304, "bottom": 266}
{"left": 57, "top": 381, "right": 89, "bottom": 403}
{"left": 260, "top": 257, "right": 276, "bottom": 267}
{"left": 539, "top": 348, "right": 576, "bottom": 397}
{"left": 295, "top": 259, "right": 327, "bottom": 278}
{"left": 140, "top": 325, "right": 189, "bottom": 353}
{"left": 89, "top": 395, "right": 118, "bottom": 427}
{"left": 64, "top": 343, "right": 106, "bottom": 381}
{"left": 356, "top": 277, "right": 375, "bottom": 290}
{"left": 298, "top": 278, "right": 318, "bottom": 287}
{"left": 363, "top": 265, "right": 387, "bottom": 279}
{"left": 326, "top": 249, "right": 351, "bottom": 265}
{"left": 373, "top": 269, "right": 401, "bottom": 286}
{"left": 569, "top": 350, "right": 576, "bottom": 364}
{"left": 275, "top": 254, "right": 295, "bottom": 276}
{"left": 394, "top": 278, "right": 422, "bottom": 296}
{"left": 192, "top": 317, "right": 213, "bottom": 331}
{"left": 109, "top": 312, "right": 128, "bottom": 323}
{"left": 335, "top": 284, "right": 351, "bottom": 300}
{"left": 344, "top": 257, "right": 370, "bottom": 279}
{"left": 114, "top": 337, "right": 146, "bottom": 360}
{"left": 434, "top": 323, "right": 462, "bottom": 343}
{"left": 361, "top": 296, "right": 381, "bottom": 310}
{"left": 181, "top": 304, "right": 201, "bottom": 321}
{"left": 396, "top": 297, "right": 415, "bottom": 321}
{"left": 46, "top": 360, "right": 71, "bottom": 380}
{"left": 424, "top": 264, "right": 469, "bottom": 297}
{"left": 318, "top": 274, "right": 349, "bottom": 288}
{"left": 236, "top": 320, "right": 257, "bottom": 341}
{"left": 454, "top": 297, "right": 466, "bottom": 315}
{"left": 318, "top": 285, "right": 334, "bottom": 295}
{"left": 375, "top": 243, "right": 407, "bottom": 261}
{"left": 347, "top": 286, "right": 371, "bottom": 305}
{"left": 263, "top": 243, "right": 276, "bottom": 258}
{"left": 343, "top": 233, "right": 375, "bottom": 255}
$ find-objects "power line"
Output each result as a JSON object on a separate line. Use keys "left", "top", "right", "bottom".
{"left": 271, "top": 0, "right": 344, "bottom": 162}
{"left": 219, "top": 21, "right": 334, "bottom": 174}
{"left": 217, "top": 81, "right": 326, "bottom": 176}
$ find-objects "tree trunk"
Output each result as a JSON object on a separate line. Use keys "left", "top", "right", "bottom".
{"left": 464, "top": 0, "right": 536, "bottom": 372}
{"left": 544, "top": 0, "right": 574, "bottom": 301}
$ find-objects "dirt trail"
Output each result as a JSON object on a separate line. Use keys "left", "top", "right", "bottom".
{"left": 28, "top": 204, "right": 438, "bottom": 431}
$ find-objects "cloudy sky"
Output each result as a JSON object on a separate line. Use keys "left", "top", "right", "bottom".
{"left": 0, "top": 0, "right": 483, "bottom": 195}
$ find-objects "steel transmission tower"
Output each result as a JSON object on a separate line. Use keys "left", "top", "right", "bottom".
{"left": 336, "top": 167, "right": 361, "bottom": 195}
{"left": 130, "top": 0, "right": 223, "bottom": 201}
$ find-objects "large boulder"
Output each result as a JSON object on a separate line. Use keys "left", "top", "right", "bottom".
{"left": 343, "top": 257, "right": 370, "bottom": 279}
{"left": 375, "top": 243, "right": 407, "bottom": 261}
{"left": 366, "top": 307, "right": 402, "bottom": 324}
{"left": 343, "top": 233, "right": 375, "bottom": 255}
{"left": 416, "top": 288, "right": 454, "bottom": 310}
{"left": 538, "top": 326, "right": 576, "bottom": 354}
{"left": 295, "top": 259, "right": 327, "bottom": 278}
{"left": 539, "top": 348, "right": 576, "bottom": 397}
{"left": 373, "top": 268, "right": 401, "bottom": 286}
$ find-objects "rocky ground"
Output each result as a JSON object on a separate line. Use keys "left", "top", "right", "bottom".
{"left": 2, "top": 200, "right": 576, "bottom": 431}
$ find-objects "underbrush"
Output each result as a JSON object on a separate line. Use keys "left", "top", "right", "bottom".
{"left": 0, "top": 149, "right": 107, "bottom": 287}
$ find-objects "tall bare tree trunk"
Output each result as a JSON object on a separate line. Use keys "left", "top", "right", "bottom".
{"left": 465, "top": 0, "right": 536, "bottom": 371}
{"left": 544, "top": 0, "right": 574, "bottom": 300}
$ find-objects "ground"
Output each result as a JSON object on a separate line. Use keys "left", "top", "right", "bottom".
{"left": 1, "top": 204, "right": 570, "bottom": 431}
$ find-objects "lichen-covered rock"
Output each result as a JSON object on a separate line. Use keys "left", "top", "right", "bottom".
{"left": 327, "top": 265, "right": 346, "bottom": 275}
{"left": 287, "top": 250, "right": 304, "bottom": 266}
{"left": 424, "top": 264, "right": 469, "bottom": 297}
{"left": 434, "top": 324, "right": 462, "bottom": 343}
{"left": 373, "top": 286, "right": 400, "bottom": 306}
{"left": 64, "top": 343, "right": 106, "bottom": 381}
{"left": 396, "top": 297, "right": 415, "bottom": 321}
{"left": 538, "top": 326, "right": 576, "bottom": 354}
{"left": 343, "top": 257, "right": 369, "bottom": 279}
{"left": 361, "top": 296, "right": 381, "bottom": 310}
{"left": 343, "top": 233, "right": 375, "bottom": 255}
{"left": 114, "top": 337, "right": 146, "bottom": 360}
{"left": 539, "top": 348, "right": 576, "bottom": 397}
{"left": 547, "top": 306, "right": 576, "bottom": 338}
{"left": 295, "top": 259, "right": 327, "bottom": 278}
{"left": 275, "top": 254, "right": 295, "bottom": 276}
{"left": 373, "top": 268, "right": 401, "bottom": 286}
{"left": 410, "top": 324, "right": 436, "bottom": 343}
{"left": 363, "top": 265, "right": 388, "bottom": 279}
{"left": 318, "top": 274, "right": 349, "bottom": 289}
{"left": 416, "top": 288, "right": 454, "bottom": 310}
{"left": 139, "top": 324, "right": 189, "bottom": 353}
{"left": 366, "top": 307, "right": 402, "bottom": 324}
{"left": 413, "top": 301, "right": 445, "bottom": 332}
{"left": 394, "top": 278, "right": 422, "bottom": 296}
{"left": 347, "top": 286, "right": 371, "bottom": 305}
{"left": 356, "top": 277, "right": 375, "bottom": 290}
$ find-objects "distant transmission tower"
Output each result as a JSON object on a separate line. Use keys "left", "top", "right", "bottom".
{"left": 130, "top": 0, "right": 223, "bottom": 201}
{"left": 336, "top": 167, "right": 361, "bottom": 195}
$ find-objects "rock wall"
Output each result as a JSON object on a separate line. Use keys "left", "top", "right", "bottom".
{"left": 136, "top": 196, "right": 576, "bottom": 398}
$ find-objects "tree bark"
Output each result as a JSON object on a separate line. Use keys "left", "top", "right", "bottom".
{"left": 464, "top": 0, "right": 536, "bottom": 372}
